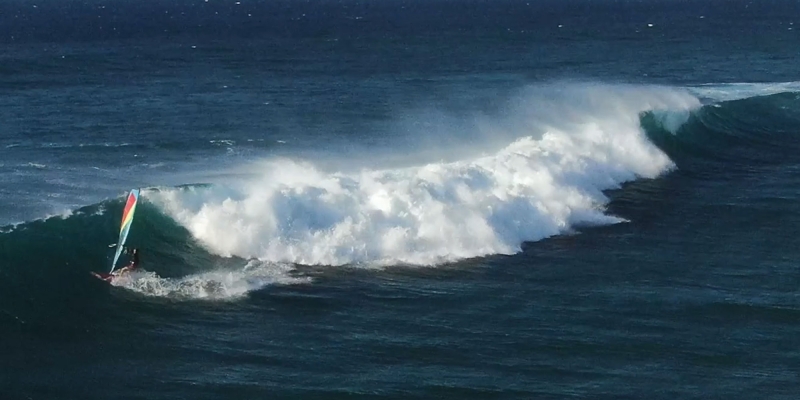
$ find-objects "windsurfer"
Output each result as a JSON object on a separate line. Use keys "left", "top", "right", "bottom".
{"left": 113, "top": 248, "right": 139, "bottom": 276}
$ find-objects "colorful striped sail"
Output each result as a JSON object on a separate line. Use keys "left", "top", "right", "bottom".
{"left": 110, "top": 189, "right": 140, "bottom": 273}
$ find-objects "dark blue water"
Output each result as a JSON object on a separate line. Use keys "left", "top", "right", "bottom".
{"left": 2, "top": 0, "right": 800, "bottom": 398}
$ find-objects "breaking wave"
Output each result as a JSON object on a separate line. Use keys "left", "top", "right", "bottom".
{"left": 147, "top": 83, "right": 701, "bottom": 266}
{"left": 4, "top": 81, "right": 799, "bottom": 306}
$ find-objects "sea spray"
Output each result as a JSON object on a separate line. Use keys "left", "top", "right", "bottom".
{"left": 149, "top": 84, "right": 702, "bottom": 266}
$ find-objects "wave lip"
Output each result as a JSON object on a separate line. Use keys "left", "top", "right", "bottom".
{"left": 148, "top": 84, "right": 699, "bottom": 267}
{"left": 688, "top": 81, "right": 800, "bottom": 103}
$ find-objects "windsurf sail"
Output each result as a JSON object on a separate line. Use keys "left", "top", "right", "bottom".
{"left": 109, "top": 189, "right": 140, "bottom": 273}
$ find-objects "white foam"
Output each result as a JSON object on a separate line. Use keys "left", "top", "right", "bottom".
{"left": 0, "top": 223, "right": 20, "bottom": 234}
{"left": 148, "top": 83, "right": 701, "bottom": 267}
{"left": 110, "top": 260, "right": 308, "bottom": 300}
{"left": 53, "top": 208, "right": 75, "bottom": 219}
{"left": 0, "top": 208, "right": 76, "bottom": 231}
{"left": 689, "top": 81, "right": 800, "bottom": 103}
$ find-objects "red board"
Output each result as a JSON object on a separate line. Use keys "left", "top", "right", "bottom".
{"left": 90, "top": 272, "right": 113, "bottom": 283}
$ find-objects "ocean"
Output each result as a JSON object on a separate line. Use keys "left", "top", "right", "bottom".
{"left": 2, "top": 0, "right": 800, "bottom": 398}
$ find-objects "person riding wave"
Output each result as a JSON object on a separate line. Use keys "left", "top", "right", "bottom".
{"left": 113, "top": 248, "right": 139, "bottom": 276}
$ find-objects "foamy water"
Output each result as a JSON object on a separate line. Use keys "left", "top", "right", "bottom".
{"left": 148, "top": 84, "right": 702, "bottom": 267}
{"left": 110, "top": 260, "right": 309, "bottom": 300}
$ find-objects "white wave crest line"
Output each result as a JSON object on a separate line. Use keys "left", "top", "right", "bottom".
{"left": 689, "top": 81, "right": 800, "bottom": 103}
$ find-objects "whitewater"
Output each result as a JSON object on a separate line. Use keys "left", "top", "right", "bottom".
{"left": 144, "top": 84, "right": 701, "bottom": 267}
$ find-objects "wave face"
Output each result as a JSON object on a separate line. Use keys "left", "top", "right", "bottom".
{"left": 646, "top": 86, "right": 800, "bottom": 167}
{"left": 147, "top": 83, "right": 700, "bottom": 266}
{"left": 0, "top": 196, "right": 306, "bottom": 308}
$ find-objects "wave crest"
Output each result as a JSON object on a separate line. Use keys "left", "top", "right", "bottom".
{"left": 149, "top": 84, "right": 699, "bottom": 266}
